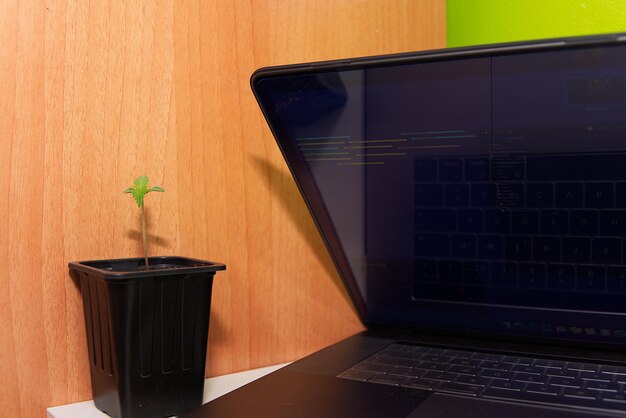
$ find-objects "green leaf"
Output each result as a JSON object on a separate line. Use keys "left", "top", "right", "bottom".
{"left": 123, "top": 176, "right": 164, "bottom": 208}
{"left": 132, "top": 189, "right": 145, "bottom": 207}
{"left": 134, "top": 176, "right": 149, "bottom": 187}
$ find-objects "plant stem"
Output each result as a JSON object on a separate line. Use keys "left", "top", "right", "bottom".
{"left": 142, "top": 204, "right": 149, "bottom": 271}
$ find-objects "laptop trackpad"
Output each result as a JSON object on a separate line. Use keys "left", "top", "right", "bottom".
{"left": 411, "top": 393, "right": 608, "bottom": 418}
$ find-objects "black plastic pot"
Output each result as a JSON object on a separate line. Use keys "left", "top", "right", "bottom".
{"left": 68, "top": 256, "right": 226, "bottom": 418}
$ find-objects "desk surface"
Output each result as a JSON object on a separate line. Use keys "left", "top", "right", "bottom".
{"left": 46, "top": 363, "right": 289, "bottom": 418}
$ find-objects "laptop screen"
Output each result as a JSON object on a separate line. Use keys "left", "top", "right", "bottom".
{"left": 252, "top": 41, "right": 626, "bottom": 346}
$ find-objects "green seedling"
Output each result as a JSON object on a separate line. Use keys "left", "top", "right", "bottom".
{"left": 123, "top": 176, "right": 165, "bottom": 270}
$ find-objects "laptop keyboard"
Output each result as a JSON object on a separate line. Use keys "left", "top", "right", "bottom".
{"left": 412, "top": 152, "right": 626, "bottom": 310}
{"left": 339, "top": 343, "right": 626, "bottom": 412}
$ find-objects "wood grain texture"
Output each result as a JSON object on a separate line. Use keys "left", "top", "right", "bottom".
{"left": 0, "top": 0, "right": 445, "bottom": 415}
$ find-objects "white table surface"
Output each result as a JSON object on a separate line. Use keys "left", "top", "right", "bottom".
{"left": 46, "top": 363, "right": 289, "bottom": 418}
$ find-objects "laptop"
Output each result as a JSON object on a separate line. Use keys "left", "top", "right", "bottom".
{"left": 183, "top": 33, "right": 626, "bottom": 417}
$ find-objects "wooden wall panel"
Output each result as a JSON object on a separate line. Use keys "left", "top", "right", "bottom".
{"left": 0, "top": 0, "right": 445, "bottom": 415}
{"left": 0, "top": 3, "right": 21, "bottom": 418}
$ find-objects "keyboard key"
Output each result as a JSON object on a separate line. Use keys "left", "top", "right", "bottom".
{"left": 600, "top": 365, "right": 626, "bottom": 375}
{"left": 545, "top": 369, "right": 577, "bottom": 378}
{"left": 446, "top": 184, "right": 470, "bottom": 206}
{"left": 458, "top": 210, "right": 483, "bottom": 232}
{"left": 533, "top": 237, "right": 560, "bottom": 262}
{"left": 423, "top": 371, "right": 457, "bottom": 382}
{"left": 585, "top": 182, "right": 614, "bottom": 208}
{"left": 471, "top": 353, "right": 502, "bottom": 361}
{"left": 527, "top": 183, "right": 554, "bottom": 208}
{"left": 443, "top": 349, "right": 473, "bottom": 358}
{"left": 456, "top": 375, "right": 492, "bottom": 387}
{"left": 555, "top": 183, "right": 583, "bottom": 208}
{"left": 511, "top": 365, "right": 542, "bottom": 374}
{"left": 385, "top": 366, "right": 424, "bottom": 378}
{"left": 488, "top": 381, "right": 524, "bottom": 391}
{"left": 477, "top": 235, "right": 504, "bottom": 259}
{"left": 497, "top": 183, "right": 524, "bottom": 207}
{"left": 518, "top": 263, "right": 546, "bottom": 288}
{"left": 466, "top": 158, "right": 490, "bottom": 182}
{"left": 415, "top": 183, "right": 444, "bottom": 207}
{"left": 439, "top": 382, "right": 481, "bottom": 396}
{"left": 471, "top": 183, "right": 496, "bottom": 207}
{"left": 369, "top": 374, "right": 407, "bottom": 386}
{"left": 491, "top": 262, "right": 517, "bottom": 286}
{"left": 585, "top": 381, "right": 618, "bottom": 392}
{"left": 463, "top": 261, "right": 490, "bottom": 284}
{"left": 403, "top": 368, "right": 427, "bottom": 378}
{"left": 492, "top": 157, "right": 524, "bottom": 181}
{"left": 484, "top": 210, "right": 510, "bottom": 233}
{"left": 506, "top": 236, "right": 531, "bottom": 260}
{"left": 576, "top": 265, "right": 606, "bottom": 291}
{"left": 592, "top": 238, "right": 621, "bottom": 264}
{"left": 514, "top": 372, "right": 543, "bottom": 383}
{"left": 570, "top": 210, "right": 598, "bottom": 235}
{"left": 547, "top": 264, "right": 576, "bottom": 290}
{"left": 607, "top": 267, "right": 626, "bottom": 289}
{"left": 601, "top": 392, "right": 626, "bottom": 404}
{"left": 421, "top": 354, "right": 452, "bottom": 363}
{"left": 451, "top": 235, "right": 476, "bottom": 258}
{"left": 562, "top": 237, "right": 590, "bottom": 263}
{"left": 613, "top": 374, "right": 626, "bottom": 383}
{"left": 403, "top": 377, "right": 442, "bottom": 391}
{"left": 502, "top": 356, "right": 533, "bottom": 366}
{"left": 481, "top": 369, "right": 513, "bottom": 380}
{"left": 480, "top": 361, "right": 513, "bottom": 371}
{"left": 534, "top": 359, "right": 567, "bottom": 369}
{"left": 525, "top": 384, "right": 560, "bottom": 396}
{"left": 414, "top": 158, "right": 437, "bottom": 182}
{"left": 549, "top": 376, "right": 579, "bottom": 387}
{"left": 540, "top": 210, "right": 569, "bottom": 234}
{"left": 511, "top": 210, "right": 539, "bottom": 234}
{"left": 449, "top": 358, "right": 482, "bottom": 367}
{"left": 389, "top": 366, "right": 414, "bottom": 376}
{"left": 567, "top": 362, "right": 600, "bottom": 372}
{"left": 440, "top": 159, "right": 463, "bottom": 182}
{"left": 600, "top": 210, "right": 626, "bottom": 235}
{"left": 580, "top": 371, "right": 611, "bottom": 382}
{"left": 415, "top": 361, "right": 448, "bottom": 372}
{"left": 562, "top": 388, "right": 599, "bottom": 400}
{"left": 448, "top": 365, "right": 479, "bottom": 376}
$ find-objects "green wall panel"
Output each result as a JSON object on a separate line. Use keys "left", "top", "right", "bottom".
{"left": 447, "top": 0, "right": 626, "bottom": 47}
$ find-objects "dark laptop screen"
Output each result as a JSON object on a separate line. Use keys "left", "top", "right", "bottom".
{"left": 253, "top": 43, "right": 626, "bottom": 345}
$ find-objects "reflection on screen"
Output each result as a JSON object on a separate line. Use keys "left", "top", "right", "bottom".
{"left": 255, "top": 44, "right": 626, "bottom": 344}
